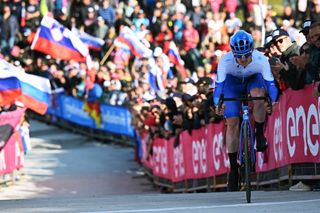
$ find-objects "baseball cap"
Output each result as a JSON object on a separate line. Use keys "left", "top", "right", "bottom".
{"left": 153, "top": 47, "right": 163, "bottom": 57}
{"left": 88, "top": 7, "right": 94, "bottom": 13}
{"left": 182, "top": 93, "right": 196, "bottom": 102}
{"left": 272, "top": 28, "right": 289, "bottom": 41}
{"left": 143, "top": 91, "right": 156, "bottom": 102}
{"left": 264, "top": 34, "right": 274, "bottom": 48}
{"left": 196, "top": 77, "right": 213, "bottom": 86}
{"left": 179, "top": 77, "right": 195, "bottom": 85}
{"left": 300, "top": 20, "right": 312, "bottom": 33}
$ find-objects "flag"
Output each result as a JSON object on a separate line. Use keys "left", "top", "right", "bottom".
{"left": 20, "top": 125, "right": 31, "bottom": 154}
{"left": 0, "top": 77, "right": 22, "bottom": 106}
{"left": 20, "top": 3, "right": 26, "bottom": 27}
{"left": 117, "top": 26, "right": 152, "bottom": 59}
{"left": 84, "top": 101, "right": 101, "bottom": 128}
{"left": 31, "top": 15, "right": 90, "bottom": 62}
{"left": 72, "top": 28, "right": 105, "bottom": 51}
{"left": 168, "top": 41, "right": 187, "bottom": 80}
{"left": 84, "top": 83, "right": 102, "bottom": 128}
{"left": 0, "top": 59, "right": 51, "bottom": 115}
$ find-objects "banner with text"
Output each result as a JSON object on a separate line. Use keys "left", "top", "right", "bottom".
{"left": 141, "top": 85, "right": 320, "bottom": 181}
{"left": 46, "top": 94, "right": 134, "bottom": 137}
{"left": 0, "top": 109, "right": 26, "bottom": 175}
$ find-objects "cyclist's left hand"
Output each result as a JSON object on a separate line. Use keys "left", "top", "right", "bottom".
{"left": 215, "top": 104, "right": 225, "bottom": 116}
{"left": 264, "top": 101, "right": 273, "bottom": 115}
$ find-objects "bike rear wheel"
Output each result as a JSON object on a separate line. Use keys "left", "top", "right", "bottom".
{"left": 243, "top": 121, "right": 251, "bottom": 203}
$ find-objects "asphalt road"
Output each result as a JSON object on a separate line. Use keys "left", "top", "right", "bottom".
{"left": 0, "top": 120, "right": 319, "bottom": 213}
{"left": 0, "top": 119, "right": 155, "bottom": 200}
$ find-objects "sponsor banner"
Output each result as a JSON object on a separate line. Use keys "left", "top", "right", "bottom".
{"left": 140, "top": 132, "right": 153, "bottom": 169}
{"left": 171, "top": 137, "right": 186, "bottom": 182}
{"left": 46, "top": 89, "right": 63, "bottom": 117}
{"left": 141, "top": 85, "right": 320, "bottom": 181}
{"left": 100, "top": 105, "right": 134, "bottom": 137}
{"left": 47, "top": 94, "right": 134, "bottom": 137}
{"left": 0, "top": 110, "right": 26, "bottom": 174}
{"left": 0, "top": 132, "right": 24, "bottom": 175}
{"left": 207, "top": 123, "right": 230, "bottom": 176}
{"left": 152, "top": 138, "right": 171, "bottom": 179}
{"left": 140, "top": 122, "right": 231, "bottom": 182}
{"left": 0, "top": 135, "right": 16, "bottom": 174}
{"left": 60, "top": 95, "right": 94, "bottom": 127}
{"left": 182, "top": 128, "right": 213, "bottom": 179}
{"left": 257, "top": 85, "right": 320, "bottom": 172}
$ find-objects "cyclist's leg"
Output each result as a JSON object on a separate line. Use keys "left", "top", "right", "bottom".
{"left": 226, "top": 117, "right": 240, "bottom": 191}
{"left": 247, "top": 73, "right": 268, "bottom": 152}
{"left": 223, "top": 75, "right": 244, "bottom": 191}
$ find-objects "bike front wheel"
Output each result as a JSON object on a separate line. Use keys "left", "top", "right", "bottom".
{"left": 243, "top": 121, "right": 251, "bottom": 203}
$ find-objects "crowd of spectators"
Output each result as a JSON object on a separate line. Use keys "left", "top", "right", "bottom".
{"left": 0, "top": 1, "right": 320, "bottom": 156}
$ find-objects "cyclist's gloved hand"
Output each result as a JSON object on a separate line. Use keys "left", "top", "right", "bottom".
{"left": 264, "top": 101, "right": 273, "bottom": 115}
{"left": 215, "top": 104, "right": 225, "bottom": 117}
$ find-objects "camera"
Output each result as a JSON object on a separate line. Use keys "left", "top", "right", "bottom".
{"left": 269, "top": 57, "right": 280, "bottom": 66}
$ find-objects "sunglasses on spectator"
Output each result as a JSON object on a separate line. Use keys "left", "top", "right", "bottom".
{"left": 276, "top": 38, "right": 284, "bottom": 45}
{"left": 234, "top": 52, "right": 252, "bottom": 59}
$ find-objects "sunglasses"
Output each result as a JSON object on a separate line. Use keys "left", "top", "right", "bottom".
{"left": 234, "top": 52, "right": 252, "bottom": 59}
{"left": 276, "top": 38, "right": 284, "bottom": 45}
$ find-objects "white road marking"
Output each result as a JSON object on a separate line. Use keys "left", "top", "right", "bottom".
{"left": 84, "top": 198, "right": 320, "bottom": 213}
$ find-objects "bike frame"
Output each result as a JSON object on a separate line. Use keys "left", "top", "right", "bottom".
{"left": 239, "top": 101, "right": 255, "bottom": 169}
{"left": 218, "top": 94, "right": 271, "bottom": 203}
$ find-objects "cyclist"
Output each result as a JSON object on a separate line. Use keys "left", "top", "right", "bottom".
{"left": 213, "top": 30, "right": 278, "bottom": 191}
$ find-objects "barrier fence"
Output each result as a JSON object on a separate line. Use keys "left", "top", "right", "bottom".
{"left": 0, "top": 109, "right": 26, "bottom": 177}
{"left": 1, "top": 85, "right": 319, "bottom": 191}
{"left": 138, "top": 84, "right": 320, "bottom": 191}
{"left": 47, "top": 92, "right": 135, "bottom": 138}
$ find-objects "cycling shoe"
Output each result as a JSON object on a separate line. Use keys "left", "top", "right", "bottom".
{"left": 256, "top": 133, "right": 268, "bottom": 152}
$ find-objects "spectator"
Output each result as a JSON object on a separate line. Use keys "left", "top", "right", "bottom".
{"left": 0, "top": 5, "right": 19, "bottom": 56}
{"left": 304, "top": 22, "right": 320, "bottom": 84}
{"left": 84, "top": 7, "right": 97, "bottom": 35}
{"left": 182, "top": 19, "right": 202, "bottom": 72}
{"left": 155, "top": 22, "right": 173, "bottom": 54}
{"left": 95, "top": 16, "right": 109, "bottom": 40}
{"left": 25, "top": 0, "right": 40, "bottom": 31}
{"left": 98, "top": 0, "right": 115, "bottom": 27}
{"left": 187, "top": 2, "right": 205, "bottom": 34}
{"left": 271, "top": 28, "right": 303, "bottom": 90}
{"left": 282, "top": 5, "right": 295, "bottom": 27}
{"left": 225, "top": 12, "right": 242, "bottom": 36}
{"left": 150, "top": 7, "right": 162, "bottom": 40}
{"left": 310, "top": 0, "right": 320, "bottom": 23}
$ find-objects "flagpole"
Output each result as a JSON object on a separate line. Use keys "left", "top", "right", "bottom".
{"left": 100, "top": 44, "right": 115, "bottom": 66}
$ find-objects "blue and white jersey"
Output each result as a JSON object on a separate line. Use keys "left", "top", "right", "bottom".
{"left": 216, "top": 50, "right": 274, "bottom": 83}
{"left": 214, "top": 50, "right": 278, "bottom": 105}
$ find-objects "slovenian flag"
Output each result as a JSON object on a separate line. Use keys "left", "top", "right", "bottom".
{"left": 0, "top": 77, "right": 22, "bottom": 106}
{"left": 168, "top": 41, "right": 187, "bottom": 80}
{"left": 117, "top": 26, "right": 152, "bottom": 59}
{"left": 31, "top": 15, "right": 90, "bottom": 62}
{"left": 72, "top": 28, "right": 105, "bottom": 51}
{"left": 0, "top": 59, "right": 51, "bottom": 115}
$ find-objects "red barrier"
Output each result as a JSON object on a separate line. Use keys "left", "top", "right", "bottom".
{"left": 142, "top": 122, "right": 229, "bottom": 182}
{"left": 257, "top": 85, "right": 320, "bottom": 172}
{"left": 141, "top": 85, "right": 320, "bottom": 182}
{"left": 0, "top": 109, "right": 26, "bottom": 175}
